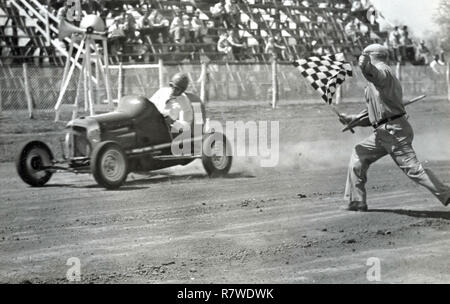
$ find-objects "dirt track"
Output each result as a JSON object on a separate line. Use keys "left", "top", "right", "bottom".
{"left": 1, "top": 99, "right": 450, "bottom": 283}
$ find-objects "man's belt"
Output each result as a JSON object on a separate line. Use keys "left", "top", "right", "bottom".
{"left": 372, "top": 113, "right": 405, "bottom": 129}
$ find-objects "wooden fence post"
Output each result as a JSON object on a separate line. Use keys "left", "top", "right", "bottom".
{"left": 85, "top": 37, "right": 94, "bottom": 116}
{"left": 272, "top": 58, "right": 278, "bottom": 109}
{"left": 94, "top": 50, "right": 100, "bottom": 106}
{"left": 0, "top": 71, "right": 2, "bottom": 114}
{"left": 447, "top": 61, "right": 450, "bottom": 102}
{"left": 158, "top": 58, "right": 164, "bottom": 88}
{"left": 200, "top": 60, "right": 208, "bottom": 104}
{"left": 23, "top": 63, "right": 34, "bottom": 119}
{"left": 336, "top": 85, "right": 342, "bottom": 104}
{"left": 396, "top": 62, "right": 402, "bottom": 81}
{"left": 102, "top": 39, "right": 113, "bottom": 109}
{"left": 118, "top": 62, "right": 123, "bottom": 101}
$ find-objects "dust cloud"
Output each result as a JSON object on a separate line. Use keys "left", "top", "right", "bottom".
{"left": 232, "top": 129, "right": 450, "bottom": 175}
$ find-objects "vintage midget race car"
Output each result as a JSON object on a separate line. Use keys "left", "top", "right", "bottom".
{"left": 16, "top": 94, "right": 232, "bottom": 189}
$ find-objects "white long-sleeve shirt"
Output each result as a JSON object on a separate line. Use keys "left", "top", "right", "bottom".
{"left": 149, "top": 87, "right": 194, "bottom": 131}
{"left": 430, "top": 59, "right": 445, "bottom": 75}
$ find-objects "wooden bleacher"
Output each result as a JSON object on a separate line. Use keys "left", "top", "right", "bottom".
{"left": 0, "top": 0, "right": 389, "bottom": 65}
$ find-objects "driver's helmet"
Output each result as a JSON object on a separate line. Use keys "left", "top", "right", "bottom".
{"left": 169, "top": 72, "right": 189, "bottom": 93}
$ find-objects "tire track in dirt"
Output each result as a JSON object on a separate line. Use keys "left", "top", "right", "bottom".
{"left": 2, "top": 99, "right": 450, "bottom": 283}
{"left": 1, "top": 159, "right": 450, "bottom": 283}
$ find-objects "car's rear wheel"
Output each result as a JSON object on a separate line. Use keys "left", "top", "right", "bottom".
{"left": 91, "top": 141, "right": 128, "bottom": 190}
{"left": 16, "top": 141, "right": 54, "bottom": 187}
{"left": 202, "top": 133, "right": 232, "bottom": 177}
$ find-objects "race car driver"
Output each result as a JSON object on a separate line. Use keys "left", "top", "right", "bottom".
{"left": 149, "top": 72, "right": 194, "bottom": 133}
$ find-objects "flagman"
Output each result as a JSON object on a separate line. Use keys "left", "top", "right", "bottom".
{"left": 339, "top": 44, "right": 450, "bottom": 211}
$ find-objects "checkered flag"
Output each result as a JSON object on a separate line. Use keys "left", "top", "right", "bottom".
{"left": 293, "top": 53, "right": 353, "bottom": 104}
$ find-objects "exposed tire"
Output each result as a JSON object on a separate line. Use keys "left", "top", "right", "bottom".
{"left": 91, "top": 141, "right": 128, "bottom": 190}
{"left": 16, "top": 141, "right": 54, "bottom": 187}
{"left": 202, "top": 133, "right": 232, "bottom": 177}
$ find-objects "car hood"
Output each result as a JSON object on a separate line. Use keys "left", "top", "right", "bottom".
{"left": 92, "top": 95, "right": 153, "bottom": 124}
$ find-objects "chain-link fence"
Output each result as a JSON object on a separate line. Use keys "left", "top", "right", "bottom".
{"left": 0, "top": 65, "right": 78, "bottom": 112}
{"left": 0, "top": 63, "right": 448, "bottom": 115}
{"left": 0, "top": 64, "right": 119, "bottom": 114}
{"left": 111, "top": 63, "right": 449, "bottom": 103}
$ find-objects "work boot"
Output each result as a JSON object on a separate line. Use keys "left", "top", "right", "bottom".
{"left": 341, "top": 201, "right": 368, "bottom": 212}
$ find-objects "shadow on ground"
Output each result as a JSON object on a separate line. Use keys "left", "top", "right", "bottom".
{"left": 125, "top": 172, "right": 256, "bottom": 186}
{"left": 370, "top": 209, "right": 450, "bottom": 220}
{"left": 41, "top": 172, "right": 256, "bottom": 190}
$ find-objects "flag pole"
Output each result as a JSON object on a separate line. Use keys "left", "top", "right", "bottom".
{"left": 329, "top": 104, "right": 355, "bottom": 134}
{"left": 341, "top": 95, "right": 427, "bottom": 133}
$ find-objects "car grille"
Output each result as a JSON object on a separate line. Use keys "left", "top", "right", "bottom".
{"left": 72, "top": 127, "right": 91, "bottom": 157}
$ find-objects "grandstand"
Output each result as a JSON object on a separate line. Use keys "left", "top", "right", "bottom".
{"left": 0, "top": 0, "right": 390, "bottom": 66}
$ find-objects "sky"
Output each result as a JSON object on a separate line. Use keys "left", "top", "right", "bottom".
{"left": 370, "top": 0, "right": 441, "bottom": 37}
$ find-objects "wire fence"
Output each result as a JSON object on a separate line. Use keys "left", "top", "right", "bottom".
{"left": 0, "top": 63, "right": 448, "bottom": 114}
{"left": 0, "top": 65, "right": 71, "bottom": 112}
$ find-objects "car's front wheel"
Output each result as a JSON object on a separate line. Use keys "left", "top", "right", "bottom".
{"left": 202, "top": 133, "right": 232, "bottom": 177}
{"left": 16, "top": 141, "right": 54, "bottom": 187}
{"left": 91, "top": 141, "right": 128, "bottom": 190}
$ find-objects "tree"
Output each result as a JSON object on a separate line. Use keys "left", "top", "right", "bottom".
{"left": 434, "top": 0, "right": 450, "bottom": 51}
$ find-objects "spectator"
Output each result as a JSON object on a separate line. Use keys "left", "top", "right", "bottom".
{"left": 399, "top": 25, "right": 412, "bottom": 61}
{"left": 350, "top": 0, "right": 363, "bottom": 12}
{"left": 225, "top": 0, "right": 240, "bottom": 28}
{"left": 388, "top": 26, "right": 401, "bottom": 62}
{"left": 191, "top": 10, "right": 205, "bottom": 43}
{"left": 264, "top": 37, "right": 276, "bottom": 60}
{"left": 170, "top": 10, "right": 183, "bottom": 44}
{"left": 149, "top": 9, "right": 170, "bottom": 40}
{"left": 122, "top": 11, "right": 137, "bottom": 42}
{"left": 301, "top": 0, "right": 310, "bottom": 7}
{"left": 264, "top": 36, "right": 286, "bottom": 61}
{"left": 210, "top": 0, "right": 226, "bottom": 28}
{"left": 97, "top": 0, "right": 109, "bottom": 23}
{"left": 430, "top": 53, "right": 446, "bottom": 74}
{"left": 56, "top": 4, "right": 67, "bottom": 20}
{"left": 138, "top": 10, "right": 151, "bottom": 29}
{"left": 399, "top": 26, "right": 409, "bottom": 45}
{"left": 139, "top": 0, "right": 151, "bottom": 10}
{"left": 137, "top": 10, "right": 153, "bottom": 45}
{"left": 109, "top": 16, "right": 125, "bottom": 36}
{"left": 283, "top": 0, "right": 295, "bottom": 6}
{"left": 138, "top": 10, "right": 151, "bottom": 28}
{"left": 140, "top": 9, "right": 170, "bottom": 43}
{"left": 150, "top": 9, "right": 170, "bottom": 26}
{"left": 108, "top": 16, "right": 126, "bottom": 55}
{"left": 182, "top": 14, "right": 191, "bottom": 43}
{"left": 181, "top": 0, "right": 197, "bottom": 5}
{"left": 344, "top": 18, "right": 360, "bottom": 43}
{"left": 82, "top": 0, "right": 101, "bottom": 15}
{"left": 217, "top": 31, "right": 232, "bottom": 60}
{"left": 227, "top": 28, "right": 246, "bottom": 60}
{"left": 416, "top": 40, "right": 430, "bottom": 65}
